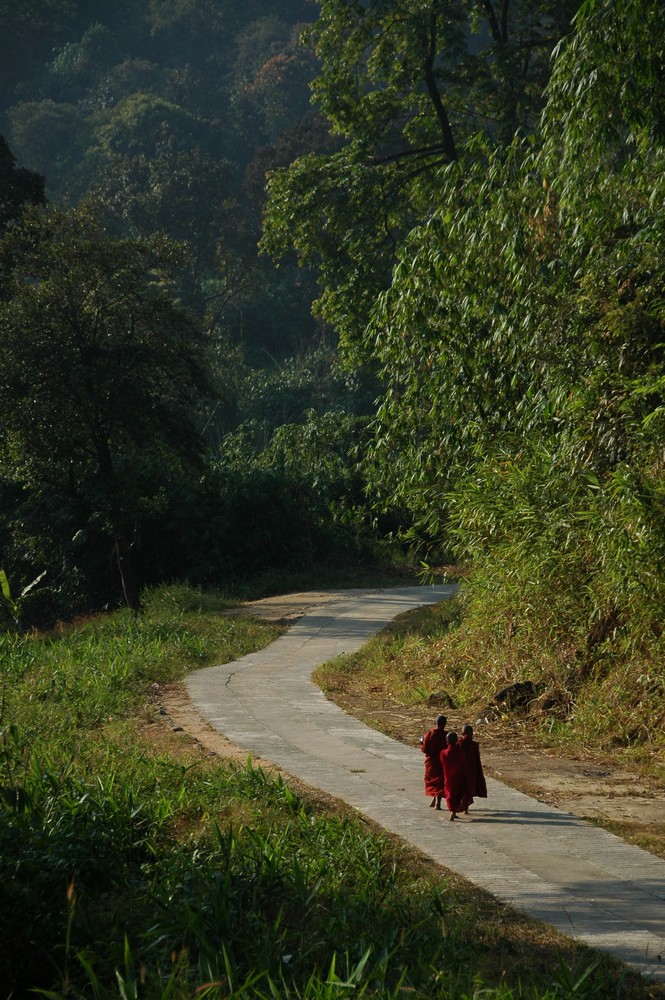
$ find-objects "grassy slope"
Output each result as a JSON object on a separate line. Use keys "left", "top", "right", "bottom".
{"left": 314, "top": 591, "right": 665, "bottom": 854}
{"left": 330, "top": 592, "right": 665, "bottom": 764}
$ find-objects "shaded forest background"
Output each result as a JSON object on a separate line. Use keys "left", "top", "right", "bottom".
{"left": 0, "top": 0, "right": 382, "bottom": 620}
{"left": 1, "top": 0, "right": 665, "bottom": 739}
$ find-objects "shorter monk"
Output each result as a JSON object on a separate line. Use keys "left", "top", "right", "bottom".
{"left": 440, "top": 730, "right": 467, "bottom": 821}
{"left": 420, "top": 714, "right": 447, "bottom": 809}
{"left": 460, "top": 723, "right": 487, "bottom": 814}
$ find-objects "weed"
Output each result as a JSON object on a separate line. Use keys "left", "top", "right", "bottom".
{"left": 1, "top": 583, "right": 656, "bottom": 1000}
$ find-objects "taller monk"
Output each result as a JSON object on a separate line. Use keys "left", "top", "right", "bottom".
{"left": 460, "top": 723, "right": 487, "bottom": 814}
{"left": 420, "top": 714, "right": 447, "bottom": 809}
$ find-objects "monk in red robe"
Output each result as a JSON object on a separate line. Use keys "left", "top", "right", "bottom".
{"left": 440, "top": 731, "right": 467, "bottom": 821}
{"left": 460, "top": 724, "right": 487, "bottom": 814}
{"left": 420, "top": 714, "right": 447, "bottom": 809}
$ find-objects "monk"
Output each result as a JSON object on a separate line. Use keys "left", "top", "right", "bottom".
{"left": 440, "top": 731, "right": 467, "bottom": 821}
{"left": 420, "top": 714, "right": 447, "bottom": 809}
{"left": 460, "top": 723, "right": 487, "bottom": 814}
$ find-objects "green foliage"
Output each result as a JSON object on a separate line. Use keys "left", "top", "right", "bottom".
{"left": 359, "top": 0, "right": 665, "bottom": 661}
{"left": 0, "top": 0, "right": 326, "bottom": 372}
{"left": 366, "top": 141, "right": 545, "bottom": 539}
{"left": 231, "top": 14, "right": 319, "bottom": 143}
{"left": 184, "top": 413, "right": 378, "bottom": 583}
{"left": 262, "top": 0, "right": 665, "bottom": 677}
{"left": 4, "top": 0, "right": 665, "bottom": 734}
{"left": 306, "top": 0, "right": 580, "bottom": 148}
{"left": 0, "top": 201, "right": 215, "bottom": 610}
{"left": 0, "top": 3, "right": 410, "bottom": 619}
{"left": 49, "top": 21, "right": 120, "bottom": 92}
{"left": 0, "top": 584, "right": 282, "bottom": 994}
{"left": 0, "top": 584, "right": 278, "bottom": 742}
{"left": 0, "top": 566, "right": 47, "bottom": 630}
{"left": 7, "top": 100, "right": 89, "bottom": 199}
{"left": 262, "top": 0, "right": 581, "bottom": 357}
{"left": 541, "top": 0, "right": 665, "bottom": 197}
{"left": 263, "top": 145, "right": 411, "bottom": 361}
{"left": 236, "top": 345, "right": 377, "bottom": 435}
{"left": 0, "top": 135, "right": 45, "bottom": 236}
{"left": 0, "top": 0, "right": 79, "bottom": 97}
{"left": 318, "top": 0, "right": 665, "bottom": 754}
{"left": 0, "top": 378, "right": 388, "bottom": 626}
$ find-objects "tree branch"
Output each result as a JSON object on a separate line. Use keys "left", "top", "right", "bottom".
{"left": 421, "top": 11, "right": 457, "bottom": 162}
{"left": 369, "top": 142, "right": 452, "bottom": 166}
{"left": 479, "top": 0, "right": 502, "bottom": 44}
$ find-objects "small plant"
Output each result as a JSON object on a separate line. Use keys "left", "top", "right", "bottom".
{"left": 0, "top": 567, "right": 47, "bottom": 631}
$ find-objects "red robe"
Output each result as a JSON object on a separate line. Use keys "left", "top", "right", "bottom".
{"left": 460, "top": 734, "right": 487, "bottom": 810}
{"left": 440, "top": 743, "right": 467, "bottom": 813}
{"left": 420, "top": 727, "right": 447, "bottom": 796}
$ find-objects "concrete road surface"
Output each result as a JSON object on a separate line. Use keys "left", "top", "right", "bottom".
{"left": 186, "top": 586, "right": 665, "bottom": 983}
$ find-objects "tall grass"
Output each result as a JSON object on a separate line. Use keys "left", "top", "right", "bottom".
{"left": 0, "top": 584, "right": 654, "bottom": 999}
{"left": 315, "top": 581, "right": 665, "bottom": 773}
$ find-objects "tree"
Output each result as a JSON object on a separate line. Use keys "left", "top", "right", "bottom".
{"left": 48, "top": 21, "right": 121, "bottom": 97}
{"left": 231, "top": 16, "right": 319, "bottom": 147}
{"left": 0, "top": 0, "right": 78, "bottom": 98}
{"left": 262, "top": 0, "right": 581, "bottom": 357}
{"left": 362, "top": 0, "right": 665, "bottom": 647}
{"left": 72, "top": 92, "right": 239, "bottom": 291}
{"left": 8, "top": 101, "right": 89, "bottom": 201}
{"left": 0, "top": 135, "right": 45, "bottom": 236}
{"left": 0, "top": 203, "right": 215, "bottom": 611}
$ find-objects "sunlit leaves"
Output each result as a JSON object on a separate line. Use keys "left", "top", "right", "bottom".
{"left": 263, "top": 0, "right": 581, "bottom": 358}
{"left": 365, "top": 0, "right": 665, "bottom": 644}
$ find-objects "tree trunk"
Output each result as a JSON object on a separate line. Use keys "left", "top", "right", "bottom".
{"left": 114, "top": 534, "right": 142, "bottom": 613}
{"left": 423, "top": 12, "right": 457, "bottom": 163}
{"left": 95, "top": 435, "right": 142, "bottom": 613}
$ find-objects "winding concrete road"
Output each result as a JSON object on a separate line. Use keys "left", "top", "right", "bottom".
{"left": 185, "top": 586, "right": 665, "bottom": 984}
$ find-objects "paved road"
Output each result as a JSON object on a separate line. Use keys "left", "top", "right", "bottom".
{"left": 186, "top": 586, "right": 665, "bottom": 984}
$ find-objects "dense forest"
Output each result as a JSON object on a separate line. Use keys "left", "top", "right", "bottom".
{"left": 1, "top": 0, "right": 664, "bottom": 692}
{"left": 0, "top": 0, "right": 383, "bottom": 621}
{"left": 1, "top": 0, "right": 665, "bottom": 699}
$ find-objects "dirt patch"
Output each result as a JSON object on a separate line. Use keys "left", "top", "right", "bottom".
{"left": 155, "top": 591, "right": 665, "bottom": 857}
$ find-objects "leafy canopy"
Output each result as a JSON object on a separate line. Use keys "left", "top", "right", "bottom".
{"left": 262, "top": 0, "right": 581, "bottom": 357}
{"left": 365, "top": 0, "right": 665, "bottom": 640}
{"left": 0, "top": 202, "right": 215, "bottom": 608}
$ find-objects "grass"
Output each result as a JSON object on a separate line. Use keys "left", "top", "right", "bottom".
{"left": 0, "top": 582, "right": 662, "bottom": 999}
{"left": 313, "top": 600, "right": 461, "bottom": 710}
{"left": 313, "top": 591, "right": 665, "bottom": 856}
{"left": 314, "top": 593, "right": 665, "bottom": 760}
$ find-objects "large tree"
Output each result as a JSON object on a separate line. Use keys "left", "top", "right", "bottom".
{"left": 0, "top": 203, "right": 215, "bottom": 610}
{"left": 262, "top": 0, "right": 581, "bottom": 357}
{"left": 364, "top": 0, "right": 665, "bottom": 507}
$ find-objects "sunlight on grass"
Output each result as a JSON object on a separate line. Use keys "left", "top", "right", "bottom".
{"left": 0, "top": 584, "right": 658, "bottom": 999}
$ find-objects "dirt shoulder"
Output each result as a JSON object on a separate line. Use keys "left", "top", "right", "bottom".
{"left": 157, "top": 591, "right": 665, "bottom": 858}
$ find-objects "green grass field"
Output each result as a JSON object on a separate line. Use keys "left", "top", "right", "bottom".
{"left": 1, "top": 584, "right": 660, "bottom": 999}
